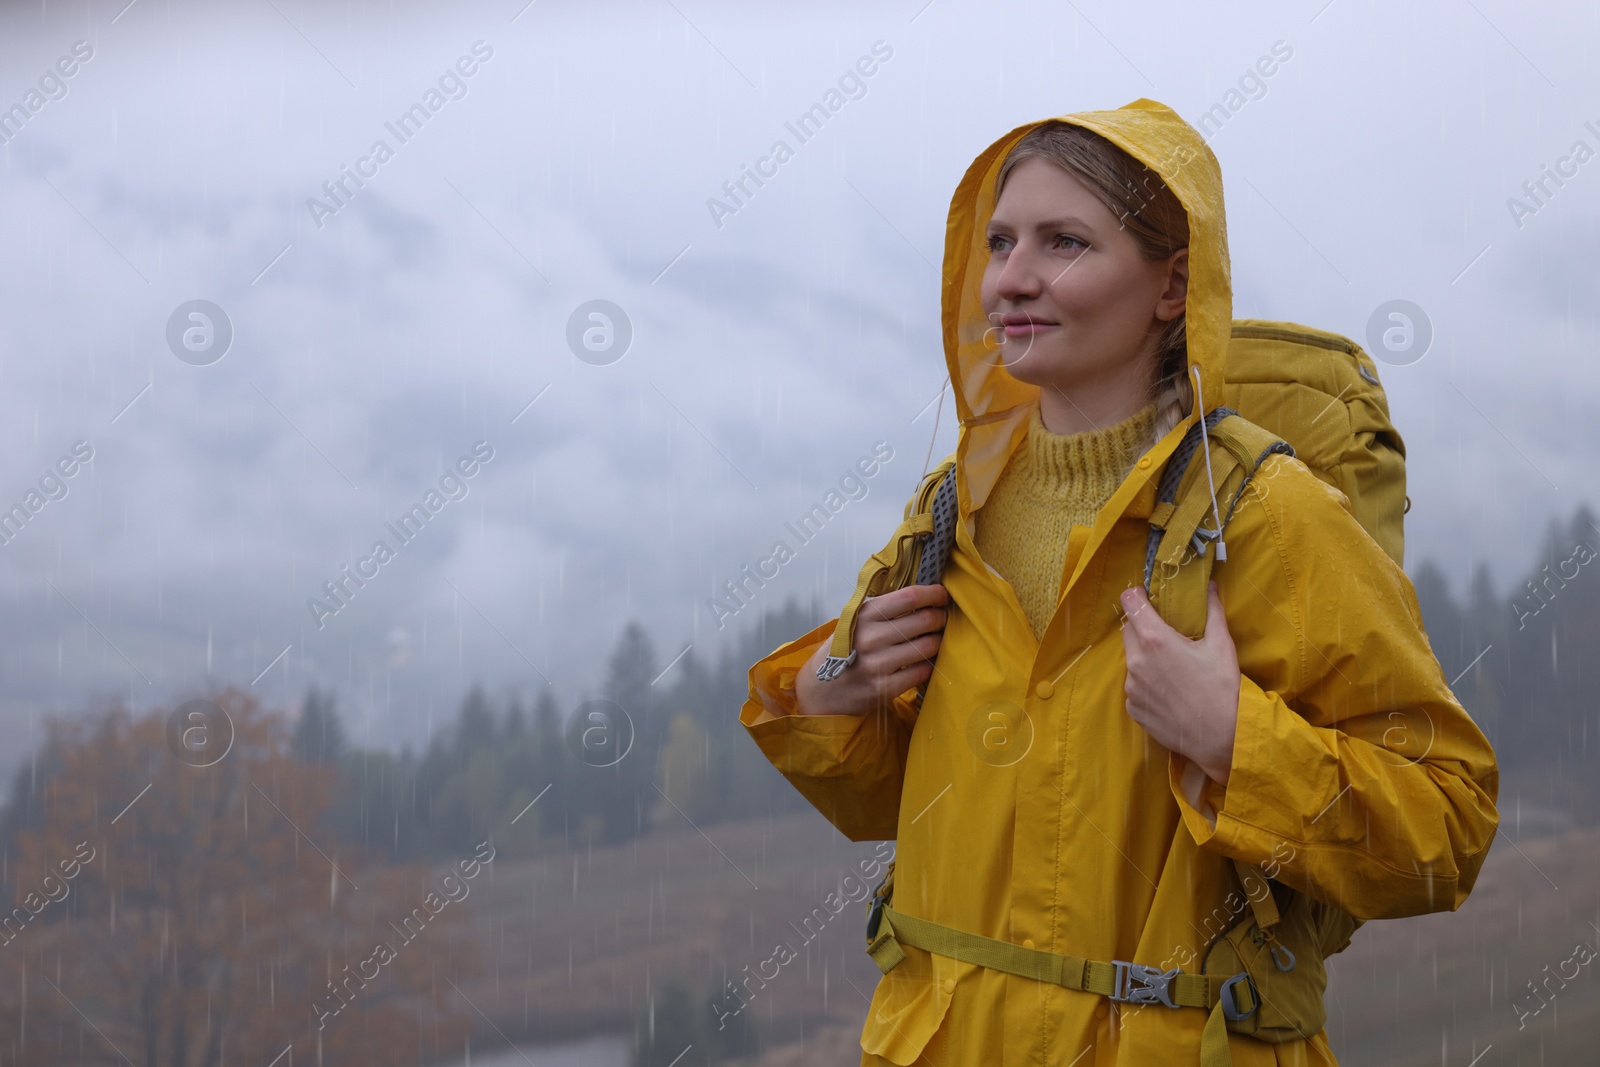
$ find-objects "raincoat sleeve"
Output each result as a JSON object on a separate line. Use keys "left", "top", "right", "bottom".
{"left": 740, "top": 618, "right": 919, "bottom": 842}
{"left": 1169, "top": 455, "right": 1500, "bottom": 922}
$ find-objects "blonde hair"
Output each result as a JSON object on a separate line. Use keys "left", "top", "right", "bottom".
{"left": 994, "top": 121, "right": 1193, "bottom": 452}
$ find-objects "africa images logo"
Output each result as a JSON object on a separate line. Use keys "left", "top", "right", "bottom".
{"left": 307, "top": 441, "right": 495, "bottom": 630}
{"left": 706, "top": 441, "right": 893, "bottom": 629}
{"left": 705, "top": 41, "right": 893, "bottom": 229}
{"left": 0, "top": 40, "right": 94, "bottom": 146}
{"left": 305, "top": 41, "right": 495, "bottom": 230}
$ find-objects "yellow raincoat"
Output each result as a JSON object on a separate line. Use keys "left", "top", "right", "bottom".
{"left": 739, "top": 99, "right": 1499, "bottom": 1066}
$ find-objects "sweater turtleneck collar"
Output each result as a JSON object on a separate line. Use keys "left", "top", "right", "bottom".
{"left": 1020, "top": 400, "right": 1159, "bottom": 487}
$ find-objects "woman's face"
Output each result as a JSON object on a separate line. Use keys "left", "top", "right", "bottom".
{"left": 980, "top": 157, "right": 1188, "bottom": 407}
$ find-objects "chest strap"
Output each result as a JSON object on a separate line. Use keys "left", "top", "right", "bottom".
{"left": 867, "top": 901, "right": 1256, "bottom": 1067}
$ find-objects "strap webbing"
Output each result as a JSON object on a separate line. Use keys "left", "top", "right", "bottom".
{"left": 1202, "top": 997, "right": 1235, "bottom": 1067}
{"left": 875, "top": 904, "right": 1240, "bottom": 1008}
{"left": 1234, "top": 858, "right": 1282, "bottom": 930}
{"left": 869, "top": 903, "right": 1254, "bottom": 1064}
{"left": 818, "top": 511, "right": 934, "bottom": 676}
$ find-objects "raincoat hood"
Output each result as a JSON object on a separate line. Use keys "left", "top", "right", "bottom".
{"left": 941, "top": 98, "right": 1227, "bottom": 515}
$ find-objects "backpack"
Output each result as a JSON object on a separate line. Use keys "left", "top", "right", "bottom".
{"left": 817, "top": 319, "right": 1406, "bottom": 670}
{"left": 836, "top": 318, "right": 1407, "bottom": 1048}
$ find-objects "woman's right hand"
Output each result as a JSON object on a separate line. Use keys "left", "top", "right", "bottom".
{"left": 793, "top": 584, "right": 950, "bottom": 716}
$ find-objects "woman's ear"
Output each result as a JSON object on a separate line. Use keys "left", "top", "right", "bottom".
{"left": 1154, "top": 248, "right": 1189, "bottom": 322}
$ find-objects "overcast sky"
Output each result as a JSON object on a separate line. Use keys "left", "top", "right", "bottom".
{"left": 0, "top": 0, "right": 1594, "bottom": 766}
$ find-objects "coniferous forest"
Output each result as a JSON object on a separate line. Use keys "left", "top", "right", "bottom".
{"left": 4, "top": 511, "right": 1597, "bottom": 883}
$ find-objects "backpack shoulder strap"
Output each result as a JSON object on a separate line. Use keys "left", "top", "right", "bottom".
{"left": 1143, "top": 409, "right": 1294, "bottom": 640}
{"left": 1145, "top": 411, "right": 1295, "bottom": 949}
{"left": 817, "top": 459, "right": 956, "bottom": 681}
{"left": 914, "top": 463, "right": 959, "bottom": 586}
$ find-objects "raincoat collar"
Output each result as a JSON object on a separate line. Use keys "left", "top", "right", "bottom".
{"left": 940, "top": 98, "right": 1230, "bottom": 532}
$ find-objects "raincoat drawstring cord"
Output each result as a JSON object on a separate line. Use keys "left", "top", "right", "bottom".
{"left": 1192, "top": 364, "right": 1227, "bottom": 562}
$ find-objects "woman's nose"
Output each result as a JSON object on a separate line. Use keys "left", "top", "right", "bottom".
{"left": 994, "top": 245, "right": 1042, "bottom": 302}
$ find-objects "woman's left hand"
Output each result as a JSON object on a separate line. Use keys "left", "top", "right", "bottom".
{"left": 1119, "top": 582, "right": 1241, "bottom": 785}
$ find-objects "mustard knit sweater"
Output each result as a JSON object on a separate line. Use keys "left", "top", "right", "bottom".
{"left": 974, "top": 401, "right": 1158, "bottom": 637}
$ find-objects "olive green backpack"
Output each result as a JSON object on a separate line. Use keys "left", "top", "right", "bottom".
{"left": 835, "top": 319, "right": 1407, "bottom": 1063}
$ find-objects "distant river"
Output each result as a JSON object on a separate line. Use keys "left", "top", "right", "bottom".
{"left": 444, "top": 1033, "right": 630, "bottom": 1067}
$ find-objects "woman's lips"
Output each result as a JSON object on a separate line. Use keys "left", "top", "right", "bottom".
{"left": 1002, "top": 321, "right": 1056, "bottom": 337}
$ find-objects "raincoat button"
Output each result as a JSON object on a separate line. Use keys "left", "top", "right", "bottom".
{"left": 1096, "top": 1003, "right": 1109, "bottom": 1019}
{"left": 942, "top": 978, "right": 955, "bottom": 994}
{"left": 1023, "top": 938, "right": 1035, "bottom": 950}
{"left": 1035, "top": 680, "right": 1054, "bottom": 700}
{"left": 1137, "top": 456, "right": 1152, "bottom": 470}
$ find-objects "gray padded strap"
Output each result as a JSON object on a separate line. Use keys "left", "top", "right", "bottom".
{"left": 910, "top": 469, "right": 959, "bottom": 704}
{"left": 915, "top": 467, "right": 959, "bottom": 587}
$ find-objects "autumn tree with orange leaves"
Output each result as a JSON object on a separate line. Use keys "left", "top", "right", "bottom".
{"left": 0, "top": 689, "right": 480, "bottom": 1067}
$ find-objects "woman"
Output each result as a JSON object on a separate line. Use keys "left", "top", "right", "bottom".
{"left": 738, "top": 99, "right": 1499, "bottom": 1065}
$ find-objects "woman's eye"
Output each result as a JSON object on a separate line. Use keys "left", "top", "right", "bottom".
{"left": 986, "top": 233, "right": 1082, "bottom": 253}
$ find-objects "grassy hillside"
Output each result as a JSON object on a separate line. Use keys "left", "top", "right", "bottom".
{"left": 453, "top": 811, "right": 1599, "bottom": 1065}
{"left": 1324, "top": 819, "right": 1600, "bottom": 1066}
{"left": 453, "top": 811, "right": 893, "bottom": 1054}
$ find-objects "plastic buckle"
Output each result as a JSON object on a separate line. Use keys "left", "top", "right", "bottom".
{"left": 1110, "top": 961, "right": 1180, "bottom": 1009}
{"left": 866, "top": 895, "right": 886, "bottom": 940}
{"left": 1220, "top": 972, "right": 1258, "bottom": 1021}
{"left": 815, "top": 649, "right": 857, "bottom": 682}
{"left": 866, "top": 867, "right": 893, "bottom": 941}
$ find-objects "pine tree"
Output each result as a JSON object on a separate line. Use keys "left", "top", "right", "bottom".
{"left": 455, "top": 684, "right": 498, "bottom": 760}
{"left": 596, "top": 623, "right": 660, "bottom": 843}
{"left": 504, "top": 697, "right": 528, "bottom": 741}
{"left": 294, "top": 685, "right": 346, "bottom": 763}
{"left": 656, "top": 713, "right": 714, "bottom": 824}
{"left": 532, "top": 687, "right": 570, "bottom": 847}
